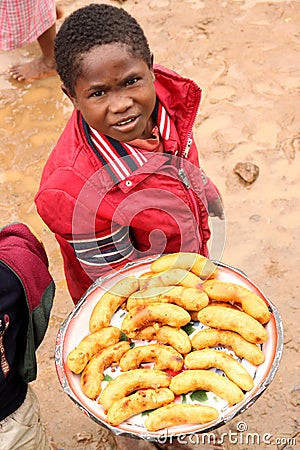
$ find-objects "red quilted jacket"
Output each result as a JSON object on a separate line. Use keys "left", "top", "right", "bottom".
{"left": 35, "top": 65, "right": 220, "bottom": 304}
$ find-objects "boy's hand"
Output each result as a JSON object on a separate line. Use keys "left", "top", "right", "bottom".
{"left": 208, "top": 197, "right": 224, "bottom": 220}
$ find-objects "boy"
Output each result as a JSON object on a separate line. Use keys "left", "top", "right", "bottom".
{"left": 35, "top": 3, "right": 223, "bottom": 306}
{"left": 0, "top": 222, "right": 56, "bottom": 449}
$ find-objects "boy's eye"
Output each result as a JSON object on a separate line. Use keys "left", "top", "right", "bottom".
{"left": 126, "top": 77, "right": 139, "bottom": 86}
{"left": 91, "top": 90, "right": 105, "bottom": 98}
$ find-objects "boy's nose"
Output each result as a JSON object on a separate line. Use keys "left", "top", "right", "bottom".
{"left": 109, "top": 94, "right": 133, "bottom": 113}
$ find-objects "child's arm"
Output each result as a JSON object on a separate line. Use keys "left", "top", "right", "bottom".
{"left": 184, "top": 134, "right": 224, "bottom": 220}
{"left": 68, "top": 224, "right": 138, "bottom": 281}
{"left": 201, "top": 170, "right": 224, "bottom": 220}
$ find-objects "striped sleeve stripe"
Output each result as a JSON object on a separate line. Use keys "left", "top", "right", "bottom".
{"left": 77, "top": 244, "right": 135, "bottom": 266}
{"left": 68, "top": 225, "right": 135, "bottom": 267}
{"left": 68, "top": 226, "right": 129, "bottom": 252}
{"left": 73, "top": 236, "right": 132, "bottom": 259}
{"left": 76, "top": 244, "right": 135, "bottom": 266}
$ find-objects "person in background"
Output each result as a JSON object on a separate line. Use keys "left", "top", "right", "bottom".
{"left": 35, "top": 3, "right": 224, "bottom": 308}
{"left": 0, "top": 222, "right": 58, "bottom": 450}
{"left": 0, "top": 1, "right": 63, "bottom": 82}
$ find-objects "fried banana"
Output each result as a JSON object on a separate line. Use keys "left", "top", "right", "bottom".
{"left": 99, "top": 369, "right": 171, "bottom": 411}
{"left": 127, "top": 285, "right": 209, "bottom": 311}
{"left": 191, "top": 328, "right": 265, "bottom": 365}
{"left": 144, "top": 404, "right": 219, "bottom": 431}
{"left": 188, "top": 302, "right": 237, "bottom": 321}
{"left": 169, "top": 369, "right": 244, "bottom": 406}
{"left": 66, "top": 326, "right": 121, "bottom": 374}
{"left": 184, "top": 349, "right": 254, "bottom": 391}
{"left": 80, "top": 341, "right": 130, "bottom": 400}
{"left": 119, "top": 344, "right": 184, "bottom": 372}
{"left": 89, "top": 277, "right": 140, "bottom": 332}
{"left": 150, "top": 252, "right": 218, "bottom": 280}
{"left": 138, "top": 269, "right": 202, "bottom": 290}
{"left": 198, "top": 305, "right": 268, "bottom": 344}
{"left": 121, "top": 303, "right": 191, "bottom": 338}
{"left": 131, "top": 325, "right": 192, "bottom": 354}
{"left": 107, "top": 388, "right": 175, "bottom": 426}
{"left": 203, "top": 280, "right": 271, "bottom": 324}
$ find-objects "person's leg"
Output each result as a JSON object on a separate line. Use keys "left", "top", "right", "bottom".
{"left": 8, "top": 23, "right": 57, "bottom": 82}
{"left": 56, "top": 5, "right": 64, "bottom": 20}
{"left": 0, "top": 385, "right": 53, "bottom": 450}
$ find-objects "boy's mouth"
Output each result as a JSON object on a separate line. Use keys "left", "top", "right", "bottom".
{"left": 111, "top": 115, "right": 141, "bottom": 136}
{"left": 116, "top": 117, "right": 136, "bottom": 126}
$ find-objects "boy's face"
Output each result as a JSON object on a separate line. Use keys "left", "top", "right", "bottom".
{"left": 64, "top": 43, "right": 156, "bottom": 142}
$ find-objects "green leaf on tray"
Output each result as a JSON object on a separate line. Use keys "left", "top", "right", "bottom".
{"left": 103, "top": 374, "right": 113, "bottom": 382}
{"left": 182, "top": 323, "right": 196, "bottom": 335}
{"left": 190, "top": 390, "right": 208, "bottom": 402}
{"left": 120, "top": 332, "right": 129, "bottom": 341}
{"left": 141, "top": 409, "right": 157, "bottom": 416}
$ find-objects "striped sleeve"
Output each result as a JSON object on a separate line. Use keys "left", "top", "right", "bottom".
{"left": 67, "top": 224, "right": 135, "bottom": 269}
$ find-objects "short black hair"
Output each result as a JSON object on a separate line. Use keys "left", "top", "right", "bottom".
{"left": 54, "top": 3, "right": 152, "bottom": 96}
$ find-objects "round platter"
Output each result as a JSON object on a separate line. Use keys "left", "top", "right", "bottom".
{"left": 55, "top": 257, "right": 283, "bottom": 441}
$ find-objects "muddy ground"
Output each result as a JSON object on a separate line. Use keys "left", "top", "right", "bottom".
{"left": 0, "top": 0, "right": 299, "bottom": 449}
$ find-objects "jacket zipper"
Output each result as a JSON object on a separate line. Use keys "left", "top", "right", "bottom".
{"left": 178, "top": 162, "right": 202, "bottom": 230}
{"left": 183, "top": 137, "right": 193, "bottom": 158}
{"left": 177, "top": 88, "right": 203, "bottom": 247}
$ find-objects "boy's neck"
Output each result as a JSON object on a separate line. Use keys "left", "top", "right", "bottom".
{"left": 138, "top": 113, "right": 155, "bottom": 140}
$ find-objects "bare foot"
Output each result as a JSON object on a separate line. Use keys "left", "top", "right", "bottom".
{"left": 8, "top": 56, "right": 57, "bottom": 82}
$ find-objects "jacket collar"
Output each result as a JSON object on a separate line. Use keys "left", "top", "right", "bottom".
{"left": 82, "top": 98, "right": 173, "bottom": 183}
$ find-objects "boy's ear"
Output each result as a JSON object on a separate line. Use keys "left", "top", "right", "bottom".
{"left": 150, "top": 53, "right": 155, "bottom": 81}
{"left": 61, "top": 84, "right": 79, "bottom": 109}
{"left": 150, "top": 53, "right": 154, "bottom": 68}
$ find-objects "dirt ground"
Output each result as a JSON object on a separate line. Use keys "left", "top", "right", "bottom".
{"left": 0, "top": 0, "right": 299, "bottom": 449}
